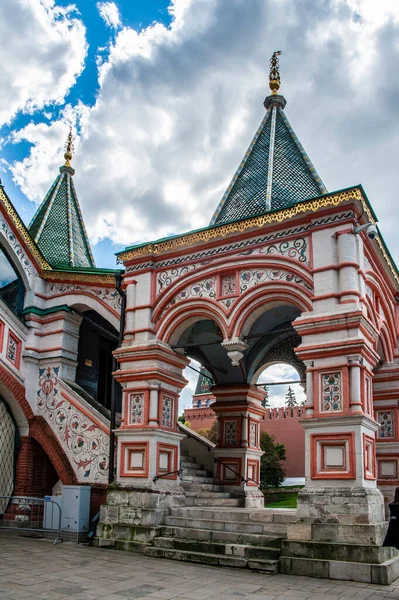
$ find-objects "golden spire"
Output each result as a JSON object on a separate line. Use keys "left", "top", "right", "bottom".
{"left": 269, "top": 51, "right": 282, "bottom": 94}
{"left": 63, "top": 127, "right": 74, "bottom": 167}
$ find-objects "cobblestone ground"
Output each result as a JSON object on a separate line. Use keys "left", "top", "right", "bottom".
{"left": 2, "top": 532, "right": 399, "bottom": 600}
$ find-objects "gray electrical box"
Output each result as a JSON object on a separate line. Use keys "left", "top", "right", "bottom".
{"left": 61, "top": 486, "right": 91, "bottom": 532}
{"left": 43, "top": 496, "right": 62, "bottom": 530}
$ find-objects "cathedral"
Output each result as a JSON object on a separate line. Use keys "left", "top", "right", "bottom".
{"left": 1, "top": 53, "right": 399, "bottom": 582}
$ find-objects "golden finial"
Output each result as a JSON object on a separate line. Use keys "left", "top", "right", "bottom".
{"left": 269, "top": 51, "right": 282, "bottom": 94}
{"left": 64, "top": 127, "right": 74, "bottom": 167}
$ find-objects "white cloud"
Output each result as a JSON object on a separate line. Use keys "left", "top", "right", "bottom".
{"left": 258, "top": 364, "right": 306, "bottom": 409}
{"left": 5, "top": 0, "right": 399, "bottom": 264}
{"left": 97, "top": 1, "right": 121, "bottom": 29}
{"left": 0, "top": 0, "right": 87, "bottom": 127}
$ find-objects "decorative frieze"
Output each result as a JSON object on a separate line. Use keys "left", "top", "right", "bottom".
{"left": 47, "top": 283, "right": 122, "bottom": 311}
{"left": 376, "top": 411, "right": 395, "bottom": 439}
{"left": 6, "top": 332, "right": 21, "bottom": 369}
{"left": 161, "top": 395, "right": 174, "bottom": 428}
{"left": 240, "top": 268, "right": 312, "bottom": 293}
{"left": 163, "top": 267, "right": 311, "bottom": 315}
{"left": 321, "top": 372, "right": 342, "bottom": 412}
{"left": 221, "top": 274, "right": 237, "bottom": 297}
{"left": 36, "top": 366, "right": 109, "bottom": 482}
{"left": 249, "top": 421, "right": 258, "bottom": 448}
{"left": 0, "top": 219, "right": 35, "bottom": 278}
{"left": 224, "top": 420, "right": 238, "bottom": 446}
{"left": 130, "top": 393, "right": 145, "bottom": 425}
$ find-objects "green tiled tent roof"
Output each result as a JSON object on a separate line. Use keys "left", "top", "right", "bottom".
{"left": 210, "top": 94, "right": 327, "bottom": 225}
{"left": 194, "top": 367, "right": 214, "bottom": 395}
{"left": 29, "top": 165, "right": 95, "bottom": 269}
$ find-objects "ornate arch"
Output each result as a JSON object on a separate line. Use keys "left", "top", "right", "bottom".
{"left": 158, "top": 303, "right": 229, "bottom": 346}
{"left": 231, "top": 286, "right": 312, "bottom": 339}
{"left": 29, "top": 417, "right": 78, "bottom": 485}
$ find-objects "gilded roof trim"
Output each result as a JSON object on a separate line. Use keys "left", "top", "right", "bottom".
{"left": 0, "top": 185, "right": 52, "bottom": 270}
{"left": 118, "top": 187, "right": 366, "bottom": 262}
{"left": 41, "top": 270, "right": 118, "bottom": 285}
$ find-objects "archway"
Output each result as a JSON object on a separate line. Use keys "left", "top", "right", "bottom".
{"left": 0, "top": 397, "right": 19, "bottom": 512}
{"left": 0, "top": 244, "right": 25, "bottom": 317}
{"left": 75, "top": 309, "right": 120, "bottom": 412}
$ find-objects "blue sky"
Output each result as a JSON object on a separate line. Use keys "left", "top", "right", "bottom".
{"left": 2, "top": 0, "right": 399, "bottom": 410}
{"left": 1, "top": 0, "right": 173, "bottom": 267}
{"left": 1, "top": 0, "right": 399, "bottom": 275}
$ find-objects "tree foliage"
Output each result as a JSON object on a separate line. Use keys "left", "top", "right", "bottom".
{"left": 261, "top": 385, "right": 270, "bottom": 408}
{"left": 285, "top": 386, "right": 297, "bottom": 407}
{"left": 197, "top": 421, "right": 218, "bottom": 444}
{"left": 259, "top": 431, "right": 286, "bottom": 489}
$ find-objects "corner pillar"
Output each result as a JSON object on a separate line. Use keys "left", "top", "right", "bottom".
{"left": 211, "top": 384, "right": 264, "bottom": 508}
{"left": 96, "top": 341, "right": 188, "bottom": 549}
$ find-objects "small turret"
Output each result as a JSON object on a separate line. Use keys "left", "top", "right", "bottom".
{"left": 29, "top": 129, "right": 95, "bottom": 269}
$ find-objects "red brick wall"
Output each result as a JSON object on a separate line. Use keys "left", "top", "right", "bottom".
{"left": 262, "top": 407, "right": 305, "bottom": 478}
{"left": 13, "top": 437, "right": 59, "bottom": 497}
{"left": 184, "top": 405, "right": 305, "bottom": 478}
{"left": 184, "top": 407, "right": 216, "bottom": 431}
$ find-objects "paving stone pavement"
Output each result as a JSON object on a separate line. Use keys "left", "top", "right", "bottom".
{"left": 2, "top": 532, "right": 399, "bottom": 600}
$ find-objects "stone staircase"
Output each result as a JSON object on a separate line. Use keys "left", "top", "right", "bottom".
{"left": 144, "top": 452, "right": 295, "bottom": 573}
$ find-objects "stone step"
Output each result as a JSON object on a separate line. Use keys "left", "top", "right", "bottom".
{"left": 179, "top": 475, "right": 215, "bottom": 484}
{"left": 164, "top": 515, "right": 288, "bottom": 535}
{"left": 181, "top": 482, "right": 224, "bottom": 492}
{"left": 181, "top": 468, "right": 211, "bottom": 477}
{"left": 185, "top": 491, "right": 233, "bottom": 499}
{"left": 160, "top": 525, "right": 284, "bottom": 547}
{"left": 282, "top": 540, "right": 399, "bottom": 564}
{"left": 144, "top": 546, "right": 278, "bottom": 573}
{"left": 180, "top": 460, "right": 204, "bottom": 470}
{"left": 279, "top": 554, "right": 399, "bottom": 585}
{"left": 153, "top": 536, "right": 281, "bottom": 560}
{"left": 170, "top": 507, "right": 296, "bottom": 524}
{"left": 184, "top": 497, "right": 242, "bottom": 507}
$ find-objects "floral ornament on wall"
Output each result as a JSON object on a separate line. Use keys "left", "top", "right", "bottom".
{"left": 37, "top": 366, "right": 109, "bottom": 482}
{"left": 377, "top": 411, "right": 395, "bottom": 439}
{"left": 48, "top": 283, "right": 122, "bottom": 310}
{"left": 321, "top": 373, "right": 342, "bottom": 412}
{"left": 6, "top": 335, "right": 17, "bottom": 365}
{"left": 0, "top": 219, "right": 35, "bottom": 278}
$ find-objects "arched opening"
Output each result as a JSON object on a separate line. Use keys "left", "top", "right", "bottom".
{"left": 0, "top": 397, "right": 19, "bottom": 512}
{"left": 0, "top": 245, "right": 25, "bottom": 316}
{"left": 256, "top": 362, "right": 306, "bottom": 483}
{"left": 75, "top": 310, "right": 120, "bottom": 412}
{"left": 257, "top": 363, "right": 306, "bottom": 408}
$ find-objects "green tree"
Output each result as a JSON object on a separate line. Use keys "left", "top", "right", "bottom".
{"left": 195, "top": 421, "right": 218, "bottom": 444}
{"left": 261, "top": 385, "right": 270, "bottom": 408}
{"left": 285, "top": 386, "right": 297, "bottom": 407}
{"left": 259, "top": 432, "right": 286, "bottom": 489}
{"left": 178, "top": 415, "right": 191, "bottom": 428}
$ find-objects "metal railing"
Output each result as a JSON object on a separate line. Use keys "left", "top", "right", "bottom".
{"left": 0, "top": 495, "right": 63, "bottom": 544}
{"left": 214, "top": 458, "right": 262, "bottom": 490}
{"left": 153, "top": 469, "right": 182, "bottom": 483}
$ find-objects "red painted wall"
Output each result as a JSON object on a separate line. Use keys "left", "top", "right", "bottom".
{"left": 184, "top": 405, "right": 305, "bottom": 478}
{"left": 261, "top": 407, "right": 305, "bottom": 478}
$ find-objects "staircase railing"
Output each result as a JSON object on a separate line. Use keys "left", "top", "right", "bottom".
{"left": 214, "top": 457, "right": 262, "bottom": 491}
{"left": 153, "top": 469, "right": 182, "bottom": 483}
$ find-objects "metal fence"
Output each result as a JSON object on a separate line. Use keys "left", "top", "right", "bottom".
{"left": 0, "top": 495, "right": 63, "bottom": 544}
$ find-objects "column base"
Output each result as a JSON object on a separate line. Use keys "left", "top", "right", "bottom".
{"left": 296, "top": 486, "right": 385, "bottom": 524}
{"left": 95, "top": 484, "right": 185, "bottom": 550}
{"left": 279, "top": 486, "right": 398, "bottom": 584}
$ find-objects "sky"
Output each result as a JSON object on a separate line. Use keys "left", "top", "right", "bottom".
{"left": 1, "top": 0, "right": 398, "bottom": 410}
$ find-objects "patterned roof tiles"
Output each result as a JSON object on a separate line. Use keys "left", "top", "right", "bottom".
{"left": 29, "top": 165, "right": 95, "bottom": 269}
{"left": 210, "top": 94, "right": 327, "bottom": 226}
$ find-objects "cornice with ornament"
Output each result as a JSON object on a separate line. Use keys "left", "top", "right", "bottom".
{"left": 0, "top": 186, "right": 51, "bottom": 270}
{"left": 118, "top": 189, "right": 365, "bottom": 262}
{"left": 117, "top": 187, "right": 398, "bottom": 286}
